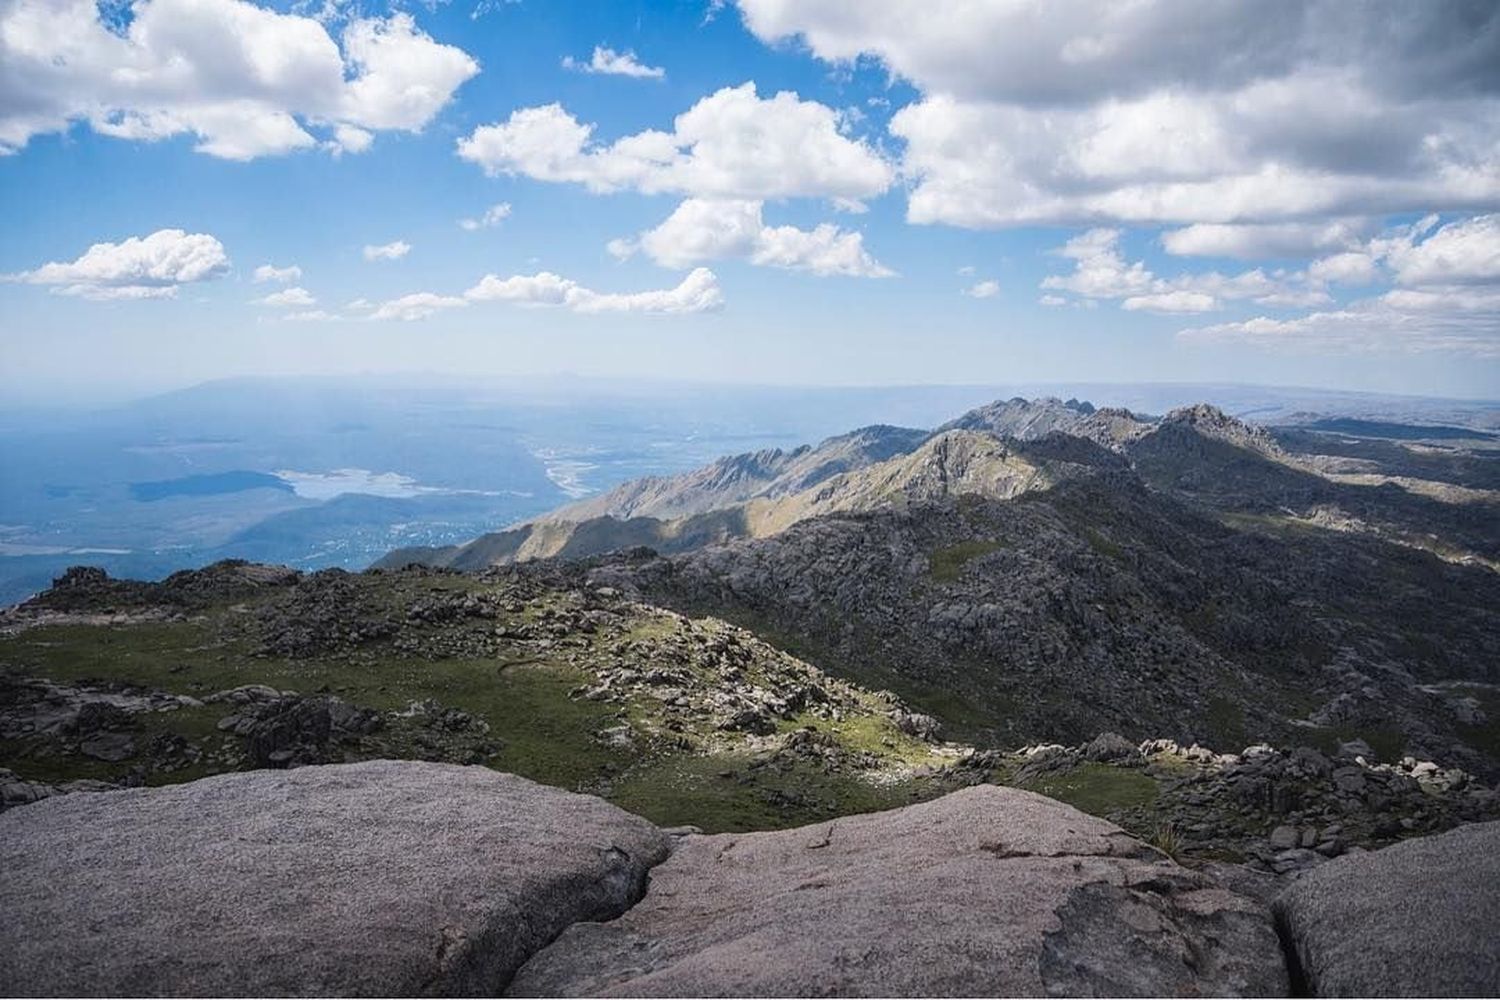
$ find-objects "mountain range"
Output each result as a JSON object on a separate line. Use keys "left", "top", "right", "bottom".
{"left": 381, "top": 396, "right": 1500, "bottom": 777}
{"left": 3, "top": 393, "right": 1497, "bottom": 868}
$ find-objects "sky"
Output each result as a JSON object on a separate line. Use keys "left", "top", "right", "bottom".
{"left": 2, "top": 0, "right": 1499, "bottom": 403}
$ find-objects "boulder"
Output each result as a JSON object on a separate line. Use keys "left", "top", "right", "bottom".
{"left": 1275, "top": 819, "right": 1500, "bottom": 997}
{"left": 510, "top": 785, "right": 1287, "bottom": 997}
{"left": 1084, "top": 731, "right": 1139, "bottom": 762}
{"left": 0, "top": 760, "right": 669, "bottom": 997}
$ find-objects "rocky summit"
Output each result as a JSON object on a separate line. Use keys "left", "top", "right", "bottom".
{"left": 0, "top": 761, "right": 670, "bottom": 997}
{"left": 3, "top": 761, "right": 1497, "bottom": 997}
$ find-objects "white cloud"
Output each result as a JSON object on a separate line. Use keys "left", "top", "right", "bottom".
{"left": 1039, "top": 294, "right": 1067, "bottom": 307}
{"left": 562, "top": 46, "right": 665, "bottom": 80}
{"left": 964, "top": 280, "right": 999, "bottom": 299}
{"left": 615, "top": 198, "right": 892, "bottom": 277}
{"left": 253, "top": 263, "right": 302, "bottom": 284}
{"left": 464, "top": 271, "right": 577, "bottom": 306}
{"left": 369, "top": 292, "right": 466, "bottom": 321}
{"left": 1161, "top": 221, "right": 1373, "bottom": 260}
{"left": 464, "top": 267, "right": 724, "bottom": 313}
{"left": 455, "top": 82, "right": 893, "bottom": 201}
{"left": 458, "top": 202, "right": 513, "bottom": 231}
{"left": 739, "top": 2, "right": 1500, "bottom": 228}
{"left": 363, "top": 240, "right": 411, "bottom": 261}
{"left": 368, "top": 267, "right": 726, "bottom": 321}
{"left": 1307, "top": 252, "right": 1380, "bottom": 286}
{"left": 1123, "top": 290, "right": 1216, "bottom": 313}
{"left": 9, "top": 228, "right": 229, "bottom": 299}
{"left": 327, "top": 124, "right": 373, "bottom": 156}
{"left": 283, "top": 308, "right": 339, "bottom": 322}
{"left": 1179, "top": 300, "right": 1500, "bottom": 357}
{"left": 1177, "top": 214, "right": 1500, "bottom": 355}
{"left": 1041, "top": 229, "right": 1153, "bottom": 299}
{"left": 1382, "top": 213, "right": 1500, "bottom": 287}
{"left": 956, "top": 265, "right": 975, "bottom": 276}
{"left": 0, "top": 1, "right": 478, "bottom": 160}
{"left": 1041, "top": 228, "right": 1328, "bottom": 312}
{"left": 256, "top": 286, "right": 316, "bottom": 307}
{"left": 753, "top": 220, "right": 893, "bottom": 278}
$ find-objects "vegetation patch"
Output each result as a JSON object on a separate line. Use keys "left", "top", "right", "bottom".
{"left": 1011, "top": 761, "right": 1158, "bottom": 816}
{"left": 1205, "top": 696, "right": 1248, "bottom": 752}
{"left": 608, "top": 752, "right": 944, "bottom": 834}
{"left": 928, "top": 540, "right": 1003, "bottom": 582}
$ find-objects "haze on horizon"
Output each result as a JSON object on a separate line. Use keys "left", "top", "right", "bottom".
{"left": 2, "top": 0, "right": 1500, "bottom": 403}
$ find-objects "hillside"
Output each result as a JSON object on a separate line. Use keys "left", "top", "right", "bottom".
{"left": 371, "top": 395, "right": 1500, "bottom": 781}
{"left": 7, "top": 394, "right": 1500, "bottom": 865}
{"left": 4, "top": 559, "right": 1497, "bottom": 870}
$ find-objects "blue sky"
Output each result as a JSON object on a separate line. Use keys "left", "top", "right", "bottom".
{"left": 2, "top": 0, "right": 1499, "bottom": 402}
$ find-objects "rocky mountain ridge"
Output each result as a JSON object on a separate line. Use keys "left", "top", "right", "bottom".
{"left": 383, "top": 396, "right": 1498, "bottom": 576}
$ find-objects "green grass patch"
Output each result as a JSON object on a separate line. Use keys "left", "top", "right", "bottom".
{"left": 1082, "top": 528, "right": 1124, "bottom": 561}
{"left": 608, "top": 752, "right": 940, "bottom": 833}
{"left": 1011, "top": 762, "right": 1158, "bottom": 816}
{"left": 0, "top": 617, "right": 633, "bottom": 792}
{"left": 928, "top": 540, "right": 1003, "bottom": 582}
{"left": 819, "top": 714, "right": 945, "bottom": 767}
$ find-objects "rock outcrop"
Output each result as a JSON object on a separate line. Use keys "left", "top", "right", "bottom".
{"left": 1275, "top": 819, "right": 1500, "bottom": 996}
{"left": 0, "top": 761, "right": 669, "bottom": 997}
{"left": 5, "top": 760, "right": 1498, "bottom": 997}
{"left": 512, "top": 784, "right": 1288, "bottom": 997}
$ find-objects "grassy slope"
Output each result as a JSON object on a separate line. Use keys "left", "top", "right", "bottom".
{"left": 0, "top": 571, "right": 970, "bottom": 833}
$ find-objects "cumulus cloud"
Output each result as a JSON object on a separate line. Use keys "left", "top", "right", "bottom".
{"left": 1122, "top": 290, "right": 1216, "bottom": 313}
{"left": 1178, "top": 300, "right": 1500, "bottom": 357}
{"left": 0, "top": 0, "right": 477, "bottom": 160}
{"left": 1041, "top": 228, "right": 1328, "bottom": 312}
{"left": 1381, "top": 214, "right": 1500, "bottom": 287}
{"left": 562, "top": 46, "right": 665, "bottom": 80}
{"left": 253, "top": 263, "right": 302, "bottom": 284}
{"left": 612, "top": 198, "right": 892, "bottom": 277}
{"left": 458, "top": 202, "right": 513, "bottom": 231}
{"left": 369, "top": 292, "right": 466, "bottom": 321}
{"left": 1160, "top": 221, "right": 1374, "bottom": 260}
{"left": 8, "top": 228, "right": 229, "bottom": 299}
{"left": 739, "top": 1, "right": 1500, "bottom": 228}
{"left": 327, "top": 124, "right": 374, "bottom": 156}
{"left": 1178, "top": 214, "right": 1500, "bottom": 354}
{"left": 363, "top": 240, "right": 411, "bottom": 261}
{"left": 1307, "top": 252, "right": 1380, "bottom": 285}
{"left": 964, "top": 280, "right": 999, "bottom": 299}
{"left": 256, "top": 286, "right": 316, "bottom": 307}
{"left": 368, "top": 268, "right": 725, "bottom": 320}
{"left": 464, "top": 267, "right": 723, "bottom": 313}
{"left": 455, "top": 82, "right": 892, "bottom": 202}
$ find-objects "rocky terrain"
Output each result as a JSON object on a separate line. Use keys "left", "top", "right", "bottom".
{"left": 3, "top": 394, "right": 1499, "bottom": 994}
{"left": 2, "top": 554, "right": 1497, "bottom": 874}
{"left": 3, "top": 760, "right": 1497, "bottom": 997}
{"left": 375, "top": 400, "right": 1500, "bottom": 787}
